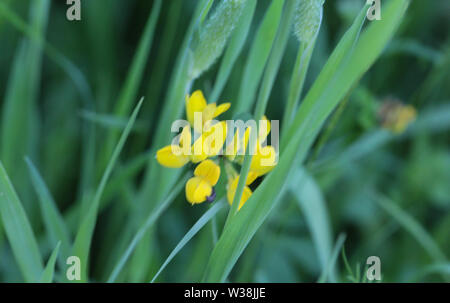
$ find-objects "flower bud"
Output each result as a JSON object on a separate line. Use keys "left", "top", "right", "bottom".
{"left": 191, "top": 0, "right": 247, "bottom": 79}
{"left": 293, "top": 0, "right": 325, "bottom": 43}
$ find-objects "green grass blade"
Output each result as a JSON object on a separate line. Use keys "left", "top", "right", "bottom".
{"left": 412, "top": 263, "right": 450, "bottom": 281}
{"left": 79, "top": 110, "right": 146, "bottom": 133}
{"left": 374, "top": 193, "right": 447, "bottom": 263}
{"left": 202, "top": 0, "right": 409, "bottom": 282}
{"left": 0, "top": 161, "right": 43, "bottom": 282}
{"left": 39, "top": 241, "right": 61, "bottom": 283}
{"left": 0, "top": 1, "right": 97, "bottom": 203}
{"left": 1, "top": 0, "right": 49, "bottom": 174}
{"left": 227, "top": 0, "right": 297, "bottom": 224}
{"left": 151, "top": 200, "right": 225, "bottom": 283}
{"left": 289, "top": 168, "right": 333, "bottom": 277}
{"left": 113, "top": 0, "right": 161, "bottom": 117}
{"left": 99, "top": 0, "right": 162, "bottom": 172}
{"left": 72, "top": 98, "right": 144, "bottom": 282}
{"left": 102, "top": 151, "right": 154, "bottom": 204}
{"left": 107, "top": 172, "right": 190, "bottom": 283}
{"left": 317, "top": 234, "right": 346, "bottom": 283}
{"left": 138, "top": 0, "right": 211, "bottom": 208}
{"left": 209, "top": 0, "right": 257, "bottom": 102}
{"left": 282, "top": 40, "right": 316, "bottom": 131}
{"left": 126, "top": 0, "right": 213, "bottom": 282}
{"left": 232, "top": 0, "right": 285, "bottom": 115}
{"left": 253, "top": 0, "right": 298, "bottom": 120}
{"left": 25, "top": 158, "right": 72, "bottom": 267}
{"left": 144, "top": 0, "right": 183, "bottom": 123}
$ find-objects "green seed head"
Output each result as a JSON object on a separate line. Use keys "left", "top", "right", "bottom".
{"left": 293, "top": 0, "right": 325, "bottom": 43}
{"left": 191, "top": 0, "right": 247, "bottom": 79}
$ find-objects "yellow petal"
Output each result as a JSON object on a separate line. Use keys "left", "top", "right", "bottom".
{"left": 202, "top": 103, "right": 217, "bottom": 124}
{"left": 194, "top": 160, "right": 220, "bottom": 186}
{"left": 185, "top": 176, "right": 213, "bottom": 204}
{"left": 246, "top": 171, "right": 259, "bottom": 185}
{"left": 186, "top": 90, "right": 207, "bottom": 126}
{"left": 156, "top": 145, "right": 190, "bottom": 168}
{"left": 205, "top": 121, "right": 227, "bottom": 157}
{"left": 213, "top": 103, "right": 230, "bottom": 118}
{"left": 191, "top": 121, "right": 227, "bottom": 163}
{"left": 179, "top": 125, "right": 192, "bottom": 153}
{"left": 227, "top": 177, "right": 252, "bottom": 210}
{"left": 250, "top": 145, "right": 277, "bottom": 176}
{"left": 225, "top": 126, "right": 251, "bottom": 161}
{"left": 190, "top": 136, "right": 209, "bottom": 163}
{"left": 392, "top": 105, "right": 417, "bottom": 134}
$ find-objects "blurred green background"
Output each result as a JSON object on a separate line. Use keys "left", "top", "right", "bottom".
{"left": 0, "top": 0, "right": 449, "bottom": 282}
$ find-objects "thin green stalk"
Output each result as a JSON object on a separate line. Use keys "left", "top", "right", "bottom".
{"left": 72, "top": 98, "right": 144, "bottom": 282}
{"left": 282, "top": 41, "right": 313, "bottom": 131}
{"left": 227, "top": 0, "right": 296, "bottom": 225}
{"left": 107, "top": 172, "right": 190, "bottom": 283}
{"left": 98, "top": 0, "right": 162, "bottom": 183}
{"left": 150, "top": 200, "right": 225, "bottom": 283}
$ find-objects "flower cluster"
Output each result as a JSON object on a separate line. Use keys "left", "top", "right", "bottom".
{"left": 156, "top": 90, "right": 277, "bottom": 210}
{"left": 377, "top": 98, "right": 417, "bottom": 134}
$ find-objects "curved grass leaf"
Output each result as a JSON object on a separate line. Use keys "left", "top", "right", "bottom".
{"left": 0, "top": 1, "right": 97, "bottom": 204}
{"left": 79, "top": 110, "right": 147, "bottom": 133}
{"left": 107, "top": 172, "right": 190, "bottom": 283}
{"left": 232, "top": 0, "right": 285, "bottom": 115}
{"left": 151, "top": 200, "right": 225, "bottom": 282}
{"left": 39, "top": 241, "right": 61, "bottom": 283}
{"left": 0, "top": 161, "right": 43, "bottom": 282}
{"left": 210, "top": 0, "right": 257, "bottom": 102}
{"left": 317, "top": 234, "right": 346, "bottom": 283}
{"left": 227, "top": 0, "right": 297, "bottom": 224}
{"left": 25, "top": 158, "right": 71, "bottom": 268}
{"left": 72, "top": 98, "right": 144, "bottom": 282}
{"left": 203, "top": 0, "right": 410, "bottom": 282}
{"left": 126, "top": 0, "right": 214, "bottom": 282}
{"left": 138, "top": 0, "right": 212, "bottom": 209}
{"left": 411, "top": 263, "right": 450, "bottom": 282}
{"left": 289, "top": 168, "right": 333, "bottom": 278}
{"left": 374, "top": 193, "right": 447, "bottom": 263}
{"left": 100, "top": 0, "right": 162, "bottom": 172}
{"left": 1, "top": 0, "right": 49, "bottom": 175}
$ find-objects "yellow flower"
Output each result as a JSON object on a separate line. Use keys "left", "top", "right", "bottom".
{"left": 156, "top": 90, "right": 278, "bottom": 210}
{"left": 186, "top": 160, "right": 220, "bottom": 204}
{"left": 250, "top": 145, "right": 277, "bottom": 176}
{"left": 224, "top": 117, "right": 278, "bottom": 211}
{"left": 391, "top": 105, "right": 416, "bottom": 134}
{"left": 156, "top": 125, "right": 191, "bottom": 168}
{"left": 191, "top": 121, "right": 227, "bottom": 163}
{"left": 156, "top": 119, "right": 228, "bottom": 168}
{"left": 186, "top": 90, "right": 230, "bottom": 132}
{"left": 226, "top": 173, "right": 257, "bottom": 210}
{"left": 378, "top": 99, "right": 417, "bottom": 134}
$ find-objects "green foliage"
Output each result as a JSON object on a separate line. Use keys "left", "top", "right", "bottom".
{"left": 191, "top": 0, "right": 247, "bottom": 79}
{"left": 0, "top": 0, "right": 448, "bottom": 283}
{"left": 0, "top": 161, "right": 43, "bottom": 282}
{"left": 293, "top": 0, "right": 324, "bottom": 43}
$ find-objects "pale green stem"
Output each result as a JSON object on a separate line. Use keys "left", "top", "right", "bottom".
{"left": 282, "top": 40, "right": 315, "bottom": 134}
{"left": 225, "top": 0, "right": 297, "bottom": 227}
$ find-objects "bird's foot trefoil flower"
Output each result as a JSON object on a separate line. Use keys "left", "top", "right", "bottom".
{"left": 156, "top": 90, "right": 278, "bottom": 211}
